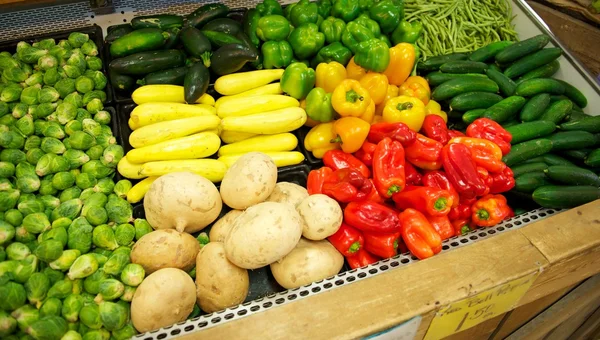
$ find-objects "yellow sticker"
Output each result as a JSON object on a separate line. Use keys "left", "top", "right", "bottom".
{"left": 424, "top": 271, "right": 540, "bottom": 340}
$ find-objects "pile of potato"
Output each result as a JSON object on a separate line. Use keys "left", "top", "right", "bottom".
{"left": 127, "top": 152, "right": 344, "bottom": 332}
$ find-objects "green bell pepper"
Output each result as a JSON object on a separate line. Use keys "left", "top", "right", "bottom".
{"left": 256, "top": 0, "right": 283, "bottom": 16}
{"left": 354, "top": 38, "right": 390, "bottom": 72}
{"left": 316, "top": 15, "right": 325, "bottom": 28}
{"left": 391, "top": 20, "right": 423, "bottom": 45}
{"left": 331, "top": 0, "right": 361, "bottom": 22}
{"left": 283, "top": 3, "right": 296, "bottom": 21}
{"left": 320, "top": 17, "right": 346, "bottom": 44}
{"left": 353, "top": 13, "right": 381, "bottom": 38}
{"left": 317, "top": 0, "right": 332, "bottom": 18}
{"left": 358, "top": 0, "right": 374, "bottom": 13}
{"left": 305, "top": 87, "right": 335, "bottom": 122}
{"left": 369, "top": 0, "right": 402, "bottom": 34}
{"left": 262, "top": 41, "right": 294, "bottom": 69}
{"left": 281, "top": 62, "right": 316, "bottom": 100}
{"left": 291, "top": 58, "right": 310, "bottom": 67}
{"left": 311, "top": 42, "right": 352, "bottom": 67}
{"left": 242, "top": 9, "right": 261, "bottom": 47}
{"left": 341, "top": 21, "right": 374, "bottom": 54}
{"left": 288, "top": 23, "right": 325, "bottom": 60}
{"left": 257, "top": 15, "right": 291, "bottom": 41}
{"left": 290, "top": 0, "right": 319, "bottom": 27}
{"left": 379, "top": 35, "right": 391, "bottom": 48}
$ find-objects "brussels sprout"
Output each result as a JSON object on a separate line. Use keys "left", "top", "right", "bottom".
{"left": 63, "top": 65, "right": 82, "bottom": 79}
{"left": 119, "top": 285, "right": 135, "bottom": 303}
{"left": 105, "top": 195, "right": 133, "bottom": 225}
{"left": 111, "top": 181, "right": 131, "bottom": 200}
{"left": 35, "top": 153, "right": 56, "bottom": 177}
{"left": 64, "top": 92, "right": 83, "bottom": 108}
{"left": 68, "top": 33, "right": 89, "bottom": 49}
{"left": 34, "top": 238, "right": 63, "bottom": 262}
{"left": 75, "top": 77, "right": 94, "bottom": 95}
{"left": 36, "top": 38, "right": 56, "bottom": 49}
{"left": 67, "top": 254, "right": 98, "bottom": 280}
{"left": 52, "top": 198, "right": 83, "bottom": 221}
{"left": 49, "top": 249, "right": 80, "bottom": 271}
{"left": 4, "top": 209, "right": 23, "bottom": 227}
{"left": 89, "top": 224, "right": 117, "bottom": 250}
{"left": 0, "top": 102, "right": 9, "bottom": 117}
{"left": 56, "top": 102, "right": 78, "bottom": 125}
{"left": 17, "top": 47, "right": 47, "bottom": 64}
{"left": 0, "top": 222, "right": 16, "bottom": 246}
{"left": 24, "top": 272, "right": 49, "bottom": 307}
{"left": 17, "top": 199, "right": 44, "bottom": 216}
{"left": 96, "top": 301, "right": 127, "bottom": 332}
{"left": 111, "top": 224, "right": 133, "bottom": 247}
{"left": 15, "top": 227, "right": 35, "bottom": 245}
{"left": 80, "top": 304, "right": 103, "bottom": 331}
{"left": 82, "top": 56, "right": 101, "bottom": 72}
{"left": 57, "top": 39, "right": 71, "bottom": 49}
{"left": 0, "top": 54, "right": 19, "bottom": 69}
{"left": 0, "top": 162, "right": 15, "bottom": 178}
{"left": 0, "top": 131, "right": 25, "bottom": 149}
{"left": 67, "top": 219, "right": 92, "bottom": 254}
{"left": 85, "top": 98, "right": 102, "bottom": 114}
{"left": 102, "top": 252, "right": 129, "bottom": 277}
{"left": 36, "top": 103, "right": 57, "bottom": 119}
{"left": 18, "top": 193, "right": 36, "bottom": 204}
{"left": 81, "top": 118, "right": 101, "bottom": 137}
{"left": 62, "top": 137, "right": 72, "bottom": 150}
{"left": 39, "top": 268, "right": 62, "bottom": 286}
{"left": 111, "top": 323, "right": 137, "bottom": 340}
{"left": 82, "top": 192, "right": 107, "bottom": 208}
{"left": 23, "top": 136, "right": 40, "bottom": 151}
{"left": 39, "top": 298, "right": 62, "bottom": 319}
{"left": 55, "top": 78, "right": 76, "bottom": 99}
{"left": 74, "top": 173, "right": 96, "bottom": 190}
{"left": 15, "top": 174, "right": 40, "bottom": 194}
{"left": 22, "top": 212, "right": 51, "bottom": 235}
{"left": 13, "top": 254, "right": 38, "bottom": 283}
{"left": 50, "top": 172, "right": 74, "bottom": 191}
{"left": 77, "top": 188, "right": 94, "bottom": 202}
{"left": 0, "top": 258, "right": 17, "bottom": 278}
{"left": 94, "top": 279, "right": 124, "bottom": 303}
{"left": 37, "top": 87, "right": 60, "bottom": 104}
{"left": 15, "top": 162, "right": 35, "bottom": 178}
{"left": 75, "top": 108, "right": 91, "bottom": 122}
{"left": 1, "top": 149, "right": 27, "bottom": 164}
{"left": 1, "top": 84, "right": 23, "bottom": 102}
{"left": 0, "top": 310, "right": 17, "bottom": 336}
{"left": 0, "top": 178, "right": 13, "bottom": 191}
{"left": 84, "top": 206, "right": 107, "bottom": 227}
{"left": 133, "top": 219, "right": 152, "bottom": 241}
{"left": 41, "top": 226, "right": 68, "bottom": 248}
{"left": 67, "top": 50, "right": 86, "bottom": 70}
{"left": 112, "top": 246, "right": 131, "bottom": 257}
{"left": 62, "top": 330, "right": 83, "bottom": 340}
{"left": 6, "top": 242, "right": 30, "bottom": 260}
{"left": 58, "top": 189, "right": 80, "bottom": 204}
{"left": 69, "top": 131, "right": 95, "bottom": 151}
{"left": 41, "top": 122, "right": 65, "bottom": 140}
{"left": 24, "top": 72, "right": 43, "bottom": 87}
{"left": 15, "top": 116, "right": 34, "bottom": 137}
{"left": 187, "top": 267, "right": 196, "bottom": 278}
{"left": 19, "top": 86, "right": 39, "bottom": 106}
{"left": 0, "top": 115, "right": 16, "bottom": 126}
{"left": 90, "top": 71, "right": 106, "bottom": 91}
{"left": 80, "top": 40, "right": 98, "bottom": 57}
{"left": 92, "top": 179, "right": 113, "bottom": 196}
{"left": 99, "top": 145, "right": 122, "bottom": 170}
{"left": 11, "top": 304, "right": 38, "bottom": 332}
{"left": 81, "top": 268, "right": 108, "bottom": 296}
{"left": 11, "top": 103, "right": 28, "bottom": 119}
{"left": 80, "top": 93, "right": 100, "bottom": 107}
{"left": 60, "top": 294, "right": 84, "bottom": 323}
{"left": 47, "top": 279, "right": 73, "bottom": 300}
{"left": 42, "top": 68, "right": 59, "bottom": 86}
{"left": 3, "top": 67, "right": 27, "bottom": 83}
{"left": 0, "top": 281, "right": 26, "bottom": 311}
{"left": 83, "top": 148, "right": 102, "bottom": 163}
{"left": 25, "top": 315, "right": 68, "bottom": 340}
{"left": 120, "top": 263, "right": 145, "bottom": 287}
{"left": 41, "top": 137, "right": 66, "bottom": 154}
{"left": 37, "top": 55, "right": 58, "bottom": 72}
{"left": 51, "top": 218, "right": 71, "bottom": 231}
{"left": 64, "top": 120, "right": 83, "bottom": 136}
{"left": 82, "top": 161, "right": 113, "bottom": 180}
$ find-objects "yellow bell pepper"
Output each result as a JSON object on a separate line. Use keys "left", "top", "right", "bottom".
{"left": 372, "top": 115, "right": 384, "bottom": 124}
{"left": 358, "top": 99, "right": 376, "bottom": 124}
{"left": 359, "top": 73, "right": 389, "bottom": 105}
{"left": 331, "top": 79, "right": 372, "bottom": 117}
{"left": 383, "top": 43, "right": 416, "bottom": 86}
{"left": 424, "top": 100, "right": 448, "bottom": 122}
{"left": 304, "top": 122, "right": 341, "bottom": 158}
{"left": 399, "top": 76, "right": 430, "bottom": 105}
{"left": 316, "top": 61, "right": 347, "bottom": 93}
{"left": 331, "top": 117, "right": 370, "bottom": 153}
{"left": 346, "top": 57, "right": 367, "bottom": 81}
{"left": 382, "top": 95, "right": 426, "bottom": 131}
{"left": 375, "top": 84, "right": 399, "bottom": 115}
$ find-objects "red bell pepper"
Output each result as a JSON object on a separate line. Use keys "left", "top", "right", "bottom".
{"left": 489, "top": 167, "right": 515, "bottom": 194}
{"left": 421, "top": 115, "right": 450, "bottom": 145}
{"left": 427, "top": 215, "right": 454, "bottom": 240}
{"left": 448, "top": 196, "right": 476, "bottom": 221}
{"left": 368, "top": 122, "right": 417, "bottom": 147}
{"left": 363, "top": 232, "right": 401, "bottom": 258}
{"left": 449, "top": 137, "right": 506, "bottom": 174}
{"left": 323, "top": 150, "right": 370, "bottom": 178}
{"left": 392, "top": 185, "right": 453, "bottom": 216}
{"left": 307, "top": 167, "right": 334, "bottom": 195}
{"left": 366, "top": 179, "right": 385, "bottom": 203}
{"left": 452, "top": 218, "right": 474, "bottom": 236}
{"left": 441, "top": 143, "right": 488, "bottom": 198}
{"left": 467, "top": 118, "right": 512, "bottom": 156}
{"left": 398, "top": 208, "right": 442, "bottom": 260}
{"left": 476, "top": 167, "right": 492, "bottom": 197}
{"left": 405, "top": 134, "right": 443, "bottom": 170}
{"left": 405, "top": 162, "right": 422, "bottom": 186}
{"left": 422, "top": 170, "right": 459, "bottom": 208}
{"left": 347, "top": 249, "right": 380, "bottom": 269}
{"left": 447, "top": 129, "right": 465, "bottom": 138}
{"left": 344, "top": 201, "right": 400, "bottom": 234}
{"left": 471, "top": 194, "right": 512, "bottom": 227}
{"left": 353, "top": 141, "right": 377, "bottom": 167}
{"left": 322, "top": 168, "right": 373, "bottom": 203}
{"left": 373, "top": 138, "right": 406, "bottom": 198}
{"left": 328, "top": 223, "right": 364, "bottom": 257}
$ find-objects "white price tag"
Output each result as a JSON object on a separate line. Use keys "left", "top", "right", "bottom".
{"left": 364, "top": 316, "right": 422, "bottom": 340}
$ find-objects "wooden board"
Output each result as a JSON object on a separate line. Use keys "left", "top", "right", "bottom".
{"left": 539, "top": 0, "right": 600, "bottom": 24}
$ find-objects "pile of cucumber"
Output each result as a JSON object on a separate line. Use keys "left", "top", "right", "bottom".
{"left": 420, "top": 34, "right": 600, "bottom": 209}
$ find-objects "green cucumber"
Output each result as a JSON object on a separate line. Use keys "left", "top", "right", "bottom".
{"left": 425, "top": 72, "right": 488, "bottom": 87}
{"left": 482, "top": 96, "right": 527, "bottom": 123}
{"left": 556, "top": 80, "right": 588, "bottom": 108}
{"left": 105, "top": 24, "right": 134, "bottom": 44}
{"left": 565, "top": 111, "right": 590, "bottom": 122}
{"left": 561, "top": 149, "right": 591, "bottom": 161}
{"left": 447, "top": 110, "right": 464, "bottom": 120}
{"left": 515, "top": 60, "right": 560, "bottom": 84}
{"left": 542, "top": 154, "right": 576, "bottom": 167}
{"left": 495, "top": 34, "right": 550, "bottom": 64}
{"left": 109, "top": 28, "right": 168, "bottom": 58}
{"left": 522, "top": 156, "right": 546, "bottom": 164}
{"left": 511, "top": 162, "right": 548, "bottom": 178}
{"left": 184, "top": 62, "right": 210, "bottom": 104}
{"left": 520, "top": 93, "right": 551, "bottom": 122}
{"left": 506, "top": 121, "right": 556, "bottom": 144}
{"left": 559, "top": 116, "right": 600, "bottom": 133}
{"left": 138, "top": 66, "right": 188, "bottom": 86}
{"left": 109, "top": 70, "right": 135, "bottom": 92}
{"left": 486, "top": 68, "right": 517, "bottom": 96}
{"left": 449, "top": 92, "right": 503, "bottom": 111}
{"left": 585, "top": 149, "right": 600, "bottom": 167}
{"left": 462, "top": 109, "right": 487, "bottom": 124}
{"left": 488, "top": 64, "right": 502, "bottom": 73}
{"left": 502, "top": 138, "right": 553, "bottom": 166}
{"left": 439, "top": 61, "right": 488, "bottom": 74}
{"left": 549, "top": 95, "right": 583, "bottom": 112}
{"left": 532, "top": 185, "right": 600, "bottom": 208}
{"left": 539, "top": 99, "right": 573, "bottom": 124}
{"left": 201, "top": 30, "right": 243, "bottom": 48}
{"left": 180, "top": 27, "right": 212, "bottom": 59}
{"left": 108, "top": 50, "right": 185, "bottom": 76}
{"left": 545, "top": 165, "right": 600, "bottom": 186}
{"left": 131, "top": 14, "right": 184, "bottom": 30}
{"left": 431, "top": 77, "right": 499, "bottom": 101}
{"left": 417, "top": 53, "right": 468, "bottom": 72}
{"left": 548, "top": 131, "right": 597, "bottom": 151}
{"left": 469, "top": 41, "right": 514, "bottom": 62}
{"left": 515, "top": 172, "right": 551, "bottom": 193}
{"left": 502, "top": 119, "right": 520, "bottom": 128}
{"left": 187, "top": 3, "right": 229, "bottom": 28}
{"left": 515, "top": 78, "right": 565, "bottom": 97}
{"left": 503, "top": 48, "right": 562, "bottom": 79}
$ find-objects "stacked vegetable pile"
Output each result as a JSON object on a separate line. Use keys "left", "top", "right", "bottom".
{"left": 0, "top": 32, "right": 155, "bottom": 339}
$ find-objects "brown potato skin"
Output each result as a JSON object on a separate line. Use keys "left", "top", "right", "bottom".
{"left": 208, "top": 210, "right": 243, "bottom": 243}
{"left": 265, "top": 182, "right": 309, "bottom": 208}
{"left": 131, "top": 229, "right": 200, "bottom": 274}
{"left": 296, "top": 194, "right": 343, "bottom": 240}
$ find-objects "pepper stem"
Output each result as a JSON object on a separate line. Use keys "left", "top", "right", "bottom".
{"left": 346, "top": 89, "right": 364, "bottom": 103}
{"left": 330, "top": 136, "right": 343, "bottom": 144}
{"left": 387, "top": 184, "right": 402, "bottom": 197}
{"left": 397, "top": 102, "right": 414, "bottom": 111}
{"left": 393, "top": 239, "right": 398, "bottom": 252}
{"left": 460, "top": 225, "right": 471, "bottom": 235}
{"left": 434, "top": 197, "right": 448, "bottom": 211}
{"left": 476, "top": 209, "right": 490, "bottom": 220}
{"left": 348, "top": 241, "right": 361, "bottom": 254}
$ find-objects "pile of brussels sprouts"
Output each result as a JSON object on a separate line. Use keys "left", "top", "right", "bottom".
{"left": 0, "top": 32, "right": 155, "bottom": 340}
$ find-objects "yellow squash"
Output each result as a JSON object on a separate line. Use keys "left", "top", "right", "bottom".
{"left": 214, "top": 69, "right": 284, "bottom": 96}
{"left": 217, "top": 95, "right": 299, "bottom": 119}
{"left": 220, "top": 107, "right": 307, "bottom": 134}
{"left": 129, "top": 115, "right": 221, "bottom": 148}
{"left": 220, "top": 130, "right": 257, "bottom": 144}
{"left": 218, "top": 151, "right": 305, "bottom": 168}
{"left": 132, "top": 85, "right": 215, "bottom": 105}
{"left": 126, "top": 132, "right": 221, "bottom": 163}
{"left": 127, "top": 177, "right": 158, "bottom": 204}
{"left": 218, "top": 133, "right": 298, "bottom": 157}
{"left": 129, "top": 103, "right": 216, "bottom": 130}
{"left": 139, "top": 159, "right": 228, "bottom": 182}
{"left": 117, "top": 156, "right": 146, "bottom": 179}
{"left": 214, "top": 83, "right": 283, "bottom": 109}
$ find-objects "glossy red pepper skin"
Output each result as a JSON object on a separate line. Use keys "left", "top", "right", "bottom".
{"left": 346, "top": 249, "right": 380, "bottom": 269}
{"left": 467, "top": 118, "right": 512, "bottom": 156}
{"left": 447, "top": 130, "right": 465, "bottom": 138}
{"left": 366, "top": 179, "right": 385, "bottom": 203}
{"left": 427, "top": 215, "right": 455, "bottom": 240}
{"left": 368, "top": 122, "right": 417, "bottom": 147}
{"left": 392, "top": 185, "right": 453, "bottom": 216}
{"left": 449, "top": 137, "right": 506, "bottom": 174}
{"left": 328, "top": 223, "right": 364, "bottom": 257}
{"left": 373, "top": 138, "right": 406, "bottom": 198}
{"left": 441, "top": 143, "right": 487, "bottom": 199}
{"left": 452, "top": 218, "right": 474, "bottom": 236}
{"left": 353, "top": 141, "right": 377, "bottom": 167}
{"left": 405, "top": 134, "right": 444, "bottom": 170}
{"left": 307, "top": 167, "right": 334, "bottom": 195}
{"left": 422, "top": 170, "right": 459, "bottom": 208}
{"left": 476, "top": 166, "right": 492, "bottom": 197}
{"left": 421, "top": 115, "right": 450, "bottom": 144}
{"left": 344, "top": 201, "right": 400, "bottom": 234}
{"left": 489, "top": 167, "right": 515, "bottom": 194}
{"left": 363, "top": 232, "right": 401, "bottom": 258}
{"left": 405, "top": 162, "right": 422, "bottom": 186}
{"left": 471, "top": 194, "right": 512, "bottom": 227}
{"left": 398, "top": 208, "right": 442, "bottom": 260}
{"left": 323, "top": 150, "right": 371, "bottom": 178}
{"left": 322, "top": 168, "right": 373, "bottom": 202}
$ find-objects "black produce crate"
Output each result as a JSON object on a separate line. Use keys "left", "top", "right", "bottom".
{"left": 0, "top": 25, "right": 115, "bottom": 106}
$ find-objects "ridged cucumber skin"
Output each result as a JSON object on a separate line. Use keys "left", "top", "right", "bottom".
{"left": 542, "top": 154, "right": 576, "bottom": 167}
{"left": 532, "top": 185, "right": 600, "bottom": 209}
{"left": 417, "top": 53, "right": 468, "bottom": 72}
{"left": 539, "top": 99, "right": 573, "bottom": 124}
{"left": 548, "top": 131, "right": 597, "bottom": 151}
{"left": 482, "top": 96, "right": 527, "bottom": 123}
{"left": 515, "top": 172, "right": 551, "bottom": 193}
{"left": 515, "top": 78, "right": 565, "bottom": 97}
{"left": 544, "top": 165, "right": 600, "bottom": 187}
{"left": 506, "top": 121, "right": 556, "bottom": 144}
{"left": 486, "top": 68, "right": 517, "bottom": 96}
{"left": 449, "top": 92, "right": 503, "bottom": 111}
{"left": 511, "top": 162, "right": 548, "bottom": 178}
{"left": 462, "top": 109, "right": 487, "bottom": 124}
{"left": 502, "top": 138, "right": 553, "bottom": 167}
{"left": 425, "top": 72, "right": 488, "bottom": 87}
{"left": 520, "top": 93, "right": 551, "bottom": 122}
{"left": 503, "top": 48, "right": 562, "bottom": 79}
{"left": 469, "top": 41, "right": 514, "bottom": 62}
{"left": 431, "top": 78, "right": 499, "bottom": 101}
{"left": 495, "top": 34, "right": 550, "bottom": 64}
{"left": 439, "top": 61, "right": 488, "bottom": 74}
{"left": 557, "top": 80, "right": 588, "bottom": 108}
{"left": 516, "top": 60, "right": 560, "bottom": 84}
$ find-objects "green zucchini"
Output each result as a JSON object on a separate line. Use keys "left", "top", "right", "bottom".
{"left": 187, "top": 3, "right": 229, "bottom": 28}
{"left": 138, "top": 66, "right": 188, "bottom": 86}
{"left": 548, "top": 131, "right": 597, "bottom": 151}
{"left": 545, "top": 165, "right": 600, "bottom": 187}
{"left": 449, "top": 92, "right": 503, "bottom": 111}
{"left": 131, "top": 14, "right": 184, "bottom": 30}
{"left": 532, "top": 185, "right": 600, "bottom": 209}
{"left": 515, "top": 60, "right": 560, "bottom": 84}
{"left": 462, "top": 109, "right": 487, "bottom": 124}
{"left": 417, "top": 53, "right": 468, "bottom": 72}
{"left": 559, "top": 116, "right": 600, "bottom": 133}
{"left": 431, "top": 77, "right": 499, "bottom": 101}
{"left": 482, "top": 96, "right": 527, "bottom": 123}
{"left": 105, "top": 24, "right": 134, "bottom": 44}
{"left": 502, "top": 138, "right": 553, "bottom": 166}
{"left": 495, "top": 34, "right": 550, "bottom": 64}
{"left": 515, "top": 78, "right": 565, "bottom": 97}
{"left": 109, "top": 50, "right": 185, "bottom": 76}
{"left": 585, "top": 148, "right": 600, "bottom": 167}
{"left": 209, "top": 43, "right": 259, "bottom": 76}
{"left": 439, "top": 60, "right": 488, "bottom": 74}
{"left": 539, "top": 99, "right": 573, "bottom": 124}
{"left": 511, "top": 162, "right": 548, "bottom": 178}
{"left": 163, "top": 28, "right": 181, "bottom": 49}
{"left": 201, "top": 30, "right": 243, "bottom": 48}
{"left": 469, "top": 41, "right": 514, "bottom": 62}
{"left": 202, "top": 18, "right": 242, "bottom": 36}
{"left": 561, "top": 149, "right": 591, "bottom": 161}
{"left": 180, "top": 27, "right": 212, "bottom": 60}
{"left": 184, "top": 62, "right": 210, "bottom": 104}
{"left": 506, "top": 121, "right": 556, "bottom": 144}
{"left": 542, "top": 154, "right": 576, "bottom": 167}
{"left": 556, "top": 80, "right": 588, "bottom": 108}
{"left": 425, "top": 72, "right": 488, "bottom": 87}
{"left": 515, "top": 172, "right": 551, "bottom": 193}
{"left": 109, "top": 28, "right": 168, "bottom": 58}
{"left": 109, "top": 70, "right": 135, "bottom": 92}
{"left": 485, "top": 68, "right": 517, "bottom": 96}
{"left": 503, "top": 48, "right": 562, "bottom": 79}
{"left": 520, "top": 93, "right": 551, "bottom": 122}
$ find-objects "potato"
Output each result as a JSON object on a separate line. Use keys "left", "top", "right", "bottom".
{"left": 219, "top": 152, "right": 277, "bottom": 209}
{"left": 209, "top": 210, "right": 243, "bottom": 243}
{"left": 225, "top": 202, "right": 303, "bottom": 269}
{"left": 296, "top": 194, "right": 343, "bottom": 240}
{"left": 144, "top": 172, "right": 222, "bottom": 233}
{"left": 196, "top": 242, "right": 249, "bottom": 313}
{"left": 131, "top": 229, "right": 199, "bottom": 274}
{"left": 131, "top": 268, "right": 196, "bottom": 333}
{"left": 265, "top": 182, "right": 309, "bottom": 207}
{"left": 270, "top": 238, "right": 344, "bottom": 289}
